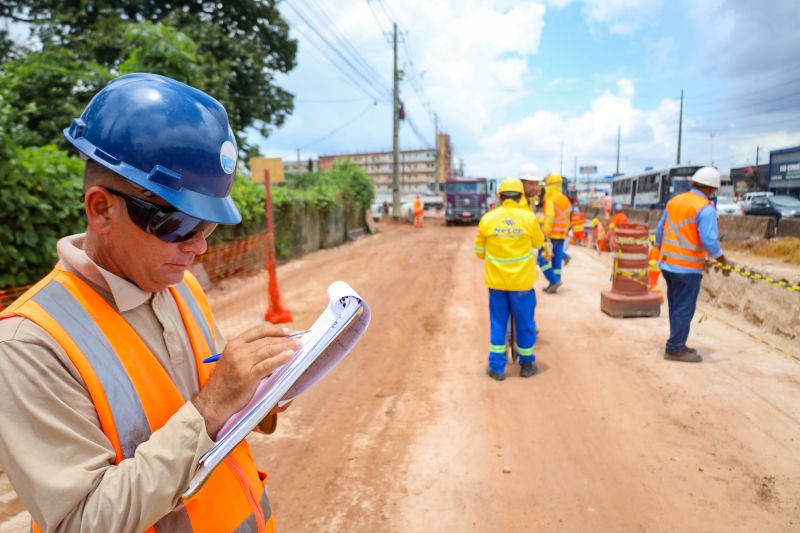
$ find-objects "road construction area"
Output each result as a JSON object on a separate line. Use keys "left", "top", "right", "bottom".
{"left": 1, "top": 220, "right": 798, "bottom": 532}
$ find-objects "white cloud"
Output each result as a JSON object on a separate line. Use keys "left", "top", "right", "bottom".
{"left": 547, "top": 0, "right": 661, "bottom": 35}
{"left": 472, "top": 78, "right": 681, "bottom": 176}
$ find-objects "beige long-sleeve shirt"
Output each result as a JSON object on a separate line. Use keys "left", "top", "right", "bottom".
{"left": 0, "top": 235, "right": 223, "bottom": 532}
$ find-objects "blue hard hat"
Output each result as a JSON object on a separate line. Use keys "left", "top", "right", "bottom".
{"left": 64, "top": 73, "right": 242, "bottom": 225}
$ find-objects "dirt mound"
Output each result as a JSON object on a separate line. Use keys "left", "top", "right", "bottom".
{"left": 726, "top": 237, "right": 800, "bottom": 266}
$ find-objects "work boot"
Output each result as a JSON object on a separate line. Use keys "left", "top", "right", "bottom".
{"left": 563, "top": 255, "right": 571, "bottom": 266}
{"left": 486, "top": 368, "right": 506, "bottom": 381}
{"left": 544, "top": 281, "right": 563, "bottom": 294}
{"left": 664, "top": 347, "right": 702, "bottom": 363}
{"left": 520, "top": 362, "right": 537, "bottom": 378}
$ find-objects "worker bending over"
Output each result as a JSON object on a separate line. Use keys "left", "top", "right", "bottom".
{"left": 475, "top": 178, "right": 544, "bottom": 381}
{"left": 536, "top": 174, "right": 571, "bottom": 293}
{"left": 655, "top": 166, "right": 731, "bottom": 363}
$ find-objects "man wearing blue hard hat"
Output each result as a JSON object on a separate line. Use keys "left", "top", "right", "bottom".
{"left": 0, "top": 74, "right": 293, "bottom": 531}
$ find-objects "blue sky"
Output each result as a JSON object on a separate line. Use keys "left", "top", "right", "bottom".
{"left": 254, "top": 0, "right": 800, "bottom": 178}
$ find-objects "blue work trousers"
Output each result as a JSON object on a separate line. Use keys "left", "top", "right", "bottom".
{"left": 662, "top": 270, "right": 702, "bottom": 352}
{"left": 536, "top": 239, "right": 565, "bottom": 285}
{"left": 488, "top": 288, "right": 537, "bottom": 374}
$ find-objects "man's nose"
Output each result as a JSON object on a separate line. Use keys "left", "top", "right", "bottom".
{"left": 179, "top": 230, "right": 208, "bottom": 255}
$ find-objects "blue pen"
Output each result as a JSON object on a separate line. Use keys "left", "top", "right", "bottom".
{"left": 202, "top": 329, "right": 310, "bottom": 363}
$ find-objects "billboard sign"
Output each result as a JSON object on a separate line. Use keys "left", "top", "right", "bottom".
{"left": 579, "top": 165, "right": 598, "bottom": 175}
{"left": 770, "top": 146, "right": 800, "bottom": 182}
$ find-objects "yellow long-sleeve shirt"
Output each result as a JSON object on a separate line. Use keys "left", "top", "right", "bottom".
{"left": 475, "top": 200, "right": 545, "bottom": 290}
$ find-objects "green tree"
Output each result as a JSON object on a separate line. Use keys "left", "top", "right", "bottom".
{"left": 119, "top": 22, "right": 204, "bottom": 85}
{"left": 0, "top": 0, "right": 297, "bottom": 151}
{"left": 0, "top": 47, "right": 110, "bottom": 147}
{"left": 0, "top": 145, "right": 85, "bottom": 287}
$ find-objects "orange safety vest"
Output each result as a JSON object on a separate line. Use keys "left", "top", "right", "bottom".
{"left": 413, "top": 198, "right": 423, "bottom": 215}
{"left": 547, "top": 193, "right": 571, "bottom": 239}
{"left": 570, "top": 213, "right": 585, "bottom": 235}
{"left": 610, "top": 212, "right": 628, "bottom": 229}
{"left": 1, "top": 269, "right": 274, "bottom": 533}
{"left": 660, "top": 192, "right": 712, "bottom": 270}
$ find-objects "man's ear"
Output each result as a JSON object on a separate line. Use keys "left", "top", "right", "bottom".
{"left": 84, "top": 186, "right": 116, "bottom": 235}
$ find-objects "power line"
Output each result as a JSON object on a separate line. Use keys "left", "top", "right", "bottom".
{"left": 284, "top": 0, "right": 391, "bottom": 103}
{"left": 301, "top": 102, "right": 378, "bottom": 149}
{"left": 303, "top": 0, "right": 390, "bottom": 91}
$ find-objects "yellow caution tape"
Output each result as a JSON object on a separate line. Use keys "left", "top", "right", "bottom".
{"left": 696, "top": 306, "right": 799, "bottom": 362}
{"left": 705, "top": 259, "right": 800, "bottom": 293}
{"left": 616, "top": 237, "right": 649, "bottom": 245}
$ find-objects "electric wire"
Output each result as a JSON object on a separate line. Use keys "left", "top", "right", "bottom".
{"left": 301, "top": 102, "right": 378, "bottom": 149}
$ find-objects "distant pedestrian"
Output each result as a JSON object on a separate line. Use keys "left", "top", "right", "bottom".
{"left": 655, "top": 167, "right": 732, "bottom": 362}
{"left": 413, "top": 194, "right": 424, "bottom": 228}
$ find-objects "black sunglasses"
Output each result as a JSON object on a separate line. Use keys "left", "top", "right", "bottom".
{"left": 102, "top": 187, "right": 218, "bottom": 243}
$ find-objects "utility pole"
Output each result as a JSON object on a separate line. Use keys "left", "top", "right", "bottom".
{"left": 709, "top": 132, "right": 716, "bottom": 166}
{"left": 573, "top": 156, "right": 577, "bottom": 181}
{"left": 434, "top": 112, "right": 440, "bottom": 194}
{"left": 676, "top": 89, "right": 684, "bottom": 165}
{"left": 755, "top": 145, "right": 760, "bottom": 167}
{"left": 392, "top": 22, "right": 401, "bottom": 218}
{"left": 615, "top": 125, "right": 621, "bottom": 175}
{"left": 296, "top": 148, "right": 300, "bottom": 163}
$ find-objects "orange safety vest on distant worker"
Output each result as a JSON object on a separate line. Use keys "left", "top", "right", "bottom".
{"left": 660, "top": 192, "right": 712, "bottom": 271}
{"left": 545, "top": 193, "right": 571, "bottom": 239}
{"left": 413, "top": 197, "right": 423, "bottom": 216}
{"left": 610, "top": 211, "right": 628, "bottom": 229}
{"left": 1, "top": 269, "right": 274, "bottom": 533}
{"left": 570, "top": 212, "right": 586, "bottom": 237}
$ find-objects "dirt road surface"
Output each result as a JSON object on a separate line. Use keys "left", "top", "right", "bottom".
{"left": 1, "top": 220, "right": 798, "bottom": 532}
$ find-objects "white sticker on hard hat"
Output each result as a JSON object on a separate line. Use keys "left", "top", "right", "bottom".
{"left": 220, "top": 141, "right": 237, "bottom": 174}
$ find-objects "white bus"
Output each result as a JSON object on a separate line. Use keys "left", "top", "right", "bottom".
{"left": 612, "top": 165, "right": 703, "bottom": 209}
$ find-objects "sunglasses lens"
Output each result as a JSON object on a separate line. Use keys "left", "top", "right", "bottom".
{"left": 151, "top": 212, "right": 217, "bottom": 243}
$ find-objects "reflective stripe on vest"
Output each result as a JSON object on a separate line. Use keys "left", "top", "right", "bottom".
{"left": 661, "top": 193, "right": 710, "bottom": 270}
{"left": 2, "top": 270, "right": 274, "bottom": 533}
{"left": 486, "top": 251, "right": 534, "bottom": 264}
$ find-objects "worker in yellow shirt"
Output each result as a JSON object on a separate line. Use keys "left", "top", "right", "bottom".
{"left": 475, "top": 178, "right": 544, "bottom": 380}
{"left": 536, "top": 174, "right": 571, "bottom": 293}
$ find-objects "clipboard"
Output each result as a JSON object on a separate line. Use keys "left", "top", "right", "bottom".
{"left": 184, "top": 281, "right": 371, "bottom": 498}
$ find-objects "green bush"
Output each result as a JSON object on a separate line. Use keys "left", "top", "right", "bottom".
{"left": 0, "top": 145, "right": 85, "bottom": 287}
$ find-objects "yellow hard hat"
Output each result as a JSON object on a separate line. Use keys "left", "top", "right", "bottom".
{"left": 545, "top": 174, "right": 563, "bottom": 186}
{"left": 650, "top": 234, "right": 656, "bottom": 243}
{"left": 498, "top": 177, "right": 524, "bottom": 195}
{"left": 591, "top": 218, "right": 600, "bottom": 226}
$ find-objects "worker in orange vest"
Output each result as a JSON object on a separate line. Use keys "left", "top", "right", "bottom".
{"left": 0, "top": 74, "right": 287, "bottom": 531}
{"left": 412, "top": 194, "right": 424, "bottom": 228}
{"left": 537, "top": 174, "right": 571, "bottom": 293}
{"left": 655, "top": 166, "right": 732, "bottom": 363}
{"left": 570, "top": 206, "right": 586, "bottom": 245}
{"left": 648, "top": 234, "right": 664, "bottom": 301}
{"left": 608, "top": 203, "right": 628, "bottom": 251}
{"left": 592, "top": 217, "right": 607, "bottom": 252}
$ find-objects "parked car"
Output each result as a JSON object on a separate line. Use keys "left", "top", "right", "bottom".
{"left": 746, "top": 195, "right": 800, "bottom": 219}
{"left": 715, "top": 196, "right": 742, "bottom": 216}
{"left": 740, "top": 191, "right": 773, "bottom": 213}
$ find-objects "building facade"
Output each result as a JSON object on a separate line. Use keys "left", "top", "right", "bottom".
{"left": 318, "top": 134, "right": 452, "bottom": 194}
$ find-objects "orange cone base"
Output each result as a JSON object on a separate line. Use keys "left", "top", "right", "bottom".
{"left": 265, "top": 307, "right": 293, "bottom": 324}
{"left": 600, "top": 290, "right": 661, "bottom": 318}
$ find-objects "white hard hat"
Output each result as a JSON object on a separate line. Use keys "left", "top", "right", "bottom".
{"left": 692, "top": 166, "right": 721, "bottom": 189}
